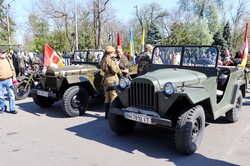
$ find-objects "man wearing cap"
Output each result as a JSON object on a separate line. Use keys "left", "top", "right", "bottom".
{"left": 0, "top": 48, "right": 18, "bottom": 114}
{"left": 31, "top": 52, "right": 41, "bottom": 71}
{"left": 115, "top": 46, "right": 130, "bottom": 76}
{"left": 100, "top": 46, "right": 121, "bottom": 119}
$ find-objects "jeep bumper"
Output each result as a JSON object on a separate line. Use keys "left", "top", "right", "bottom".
{"left": 109, "top": 107, "right": 172, "bottom": 127}
{"left": 32, "top": 89, "right": 57, "bottom": 99}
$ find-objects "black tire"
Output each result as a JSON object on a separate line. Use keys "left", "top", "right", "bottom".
{"left": 108, "top": 97, "right": 136, "bottom": 135}
{"left": 226, "top": 91, "right": 242, "bottom": 123}
{"left": 32, "top": 83, "right": 55, "bottom": 107}
{"left": 175, "top": 105, "right": 205, "bottom": 155}
{"left": 62, "top": 86, "right": 89, "bottom": 117}
{"left": 14, "top": 81, "right": 31, "bottom": 100}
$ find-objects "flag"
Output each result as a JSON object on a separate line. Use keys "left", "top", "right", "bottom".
{"left": 241, "top": 23, "right": 249, "bottom": 67}
{"left": 117, "top": 32, "right": 122, "bottom": 47}
{"left": 129, "top": 28, "right": 135, "bottom": 62}
{"left": 139, "top": 29, "right": 145, "bottom": 53}
{"left": 43, "top": 44, "right": 65, "bottom": 68}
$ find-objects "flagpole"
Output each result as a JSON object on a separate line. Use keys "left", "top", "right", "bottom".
{"left": 75, "top": 0, "right": 79, "bottom": 50}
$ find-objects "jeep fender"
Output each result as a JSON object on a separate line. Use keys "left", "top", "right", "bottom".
{"left": 65, "top": 76, "right": 98, "bottom": 96}
{"left": 158, "top": 88, "right": 209, "bottom": 116}
{"left": 66, "top": 76, "right": 89, "bottom": 84}
{"left": 231, "top": 80, "right": 245, "bottom": 104}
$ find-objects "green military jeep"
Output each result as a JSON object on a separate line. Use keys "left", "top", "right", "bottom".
{"left": 108, "top": 45, "right": 246, "bottom": 155}
{"left": 32, "top": 50, "right": 137, "bottom": 117}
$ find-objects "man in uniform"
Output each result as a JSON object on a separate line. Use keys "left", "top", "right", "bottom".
{"left": 137, "top": 44, "right": 153, "bottom": 76}
{"left": 31, "top": 52, "right": 41, "bottom": 71}
{"left": 100, "top": 46, "right": 121, "bottom": 119}
{"left": 115, "top": 46, "right": 129, "bottom": 77}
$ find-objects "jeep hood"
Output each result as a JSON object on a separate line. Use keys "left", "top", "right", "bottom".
{"left": 136, "top": 68, "right": 207, "bottom": 89}
{"left": 45, "top": 64, "right": 98, "bottom": 76}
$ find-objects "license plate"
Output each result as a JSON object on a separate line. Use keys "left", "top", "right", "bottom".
{"left": 124, "top": 112, "right": 152, "bottom": 124}
{"left": 37, "top": 90, "right": 48, "bottom": 97}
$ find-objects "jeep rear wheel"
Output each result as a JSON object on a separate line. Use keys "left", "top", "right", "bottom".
{"left": 226, "top": 91, "right": 242, "bottom": 123}
{"left": 109, "top": 97, "right": 136, "bottom": 135}
{"left": 62, "top": 86, "right": 89, "bottom": 117}
{"left": 175, "top": 105, "right": 205, "bottom": 155}
{"left": 32, "top": 83, "right": 55, "bottom": 107}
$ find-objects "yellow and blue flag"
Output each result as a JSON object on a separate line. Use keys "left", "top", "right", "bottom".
{"left": 139, "top": 29, "right": 145, "bottom": 53}
{"left": 129, "top": 28, "right": 135, "bottom": 62}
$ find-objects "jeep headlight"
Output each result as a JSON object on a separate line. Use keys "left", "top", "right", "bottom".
{"left": 164, "top": 82, "right": 176, "bottom": 95}
{"left": 119, "top": 77, "right": 130, "bottom": 88}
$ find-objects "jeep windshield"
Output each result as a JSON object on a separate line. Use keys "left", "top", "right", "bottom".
{"left": 72, "top": 50, "right": 104, "bottom": 63}
{"left": 152, "top": 46, "right": 219, "bottom": 68}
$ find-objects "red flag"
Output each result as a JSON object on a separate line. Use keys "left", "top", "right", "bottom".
{"left": 43, "top": 44, "right": 64, "bottom": 68}
{"left": 241, "top": 23, "right": 249, "bottom": 66}
{"left": 117, "top": 32, "right": 122, "bottom": 47}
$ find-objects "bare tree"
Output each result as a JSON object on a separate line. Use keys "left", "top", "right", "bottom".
{"left": 33, "top": 0, "right": 76, "bottom": 51}
{"left": 92, "top": 0, "right": 110, "bottom": 49}
{"left": 133, "top": 3, "right": 168, "bottom": 37}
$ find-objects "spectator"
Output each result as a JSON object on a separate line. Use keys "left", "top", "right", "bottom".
{"left": 153, "top": 47, "right": 163, "bottom": 64}
{"left": 18, "top": 51, "right": 26, "bottom": 76}
{"left": 64, "top": 51, "right": 70, "bottom": 66}
{"left": 218, "top": 56, "right": 223, "bottom": 66}
{"left": 23, "top": 51, "right": 30, "bottom": 68}
{"left": 0, "top": 48, "right": 18, "bottom": 114}
{"left": 10, "top": 50, "right": 19, "bottom": 76}
{"left": 35, "top": 50, "right": 44, "bottom": 69}
{"left": 222, "top": 49, "right": 231, "bottom": 64}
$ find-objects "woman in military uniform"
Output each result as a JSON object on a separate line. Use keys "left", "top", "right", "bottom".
{"left": 100, "top": 46, "right": 121, "bottom": 119}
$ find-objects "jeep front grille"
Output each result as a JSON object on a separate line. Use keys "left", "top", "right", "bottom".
{"left": 129, "top": 82, "right": 155, "bottom": 110}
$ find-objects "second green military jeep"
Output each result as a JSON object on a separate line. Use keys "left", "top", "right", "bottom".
{"left": 32, "top": 50, "right": 137, "bottom": 117}
{"left": 108, "top": 45, "right": 246, "bottom": 155}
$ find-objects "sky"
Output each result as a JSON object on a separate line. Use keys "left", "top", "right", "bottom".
{"left": 5, "top": 0, "right": 179, "bottom": 44}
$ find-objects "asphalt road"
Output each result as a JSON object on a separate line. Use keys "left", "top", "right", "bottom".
{"left": 1, "top": 90, "right": 250, "bottom": 166}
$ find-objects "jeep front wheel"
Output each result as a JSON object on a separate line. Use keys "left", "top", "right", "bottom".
{"left": 32, "top": 83, "right": 55, "bottom": 107}
{"left": 226, "top": 91, "right": 242, "bottom": 123}
{"left": 175, "top": 105, "right": 205, "bottom": 155}
{"left": 62, "top": 86, "right": 89, "bottom": 117}
{"left": 109, "top": 97, "right": 136, "bottom": 135}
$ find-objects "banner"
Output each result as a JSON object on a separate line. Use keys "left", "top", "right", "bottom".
{"left": 240, "top": 23, "right": 249, "bottom": 67}
{"left": 43, "top": 44, "right": 64, "bottom": 68}
{"left": 117, "top": 32, "right": 122, "bottom": 47}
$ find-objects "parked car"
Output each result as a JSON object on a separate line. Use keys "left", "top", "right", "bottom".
{"left": 32, "top": 49, "right": 137, "bottom": 117}
{"left": 108, "top": 45, "right": 246, "bottom": 155}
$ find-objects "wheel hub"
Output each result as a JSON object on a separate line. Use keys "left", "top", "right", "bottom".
{"left": 71, "top": 95, "right": 80, "bottom": 108}
{"left": 192, "top": 118, "right": 200, "bottom": 141}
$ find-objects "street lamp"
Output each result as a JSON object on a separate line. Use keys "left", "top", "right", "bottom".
{"left": 6, "top": 0, "right": 15, "bottom": 44}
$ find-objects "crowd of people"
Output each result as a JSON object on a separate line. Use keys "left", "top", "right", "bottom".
{"left": 4, "top": 49, "right": 44, "bottom": 77}
{"left": 0, "top": 48, "right": 45, "bottom": 115}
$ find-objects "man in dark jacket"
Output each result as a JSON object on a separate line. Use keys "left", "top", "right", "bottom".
{"left": 10, "top": 50, "right": 19, "bottom": 76}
